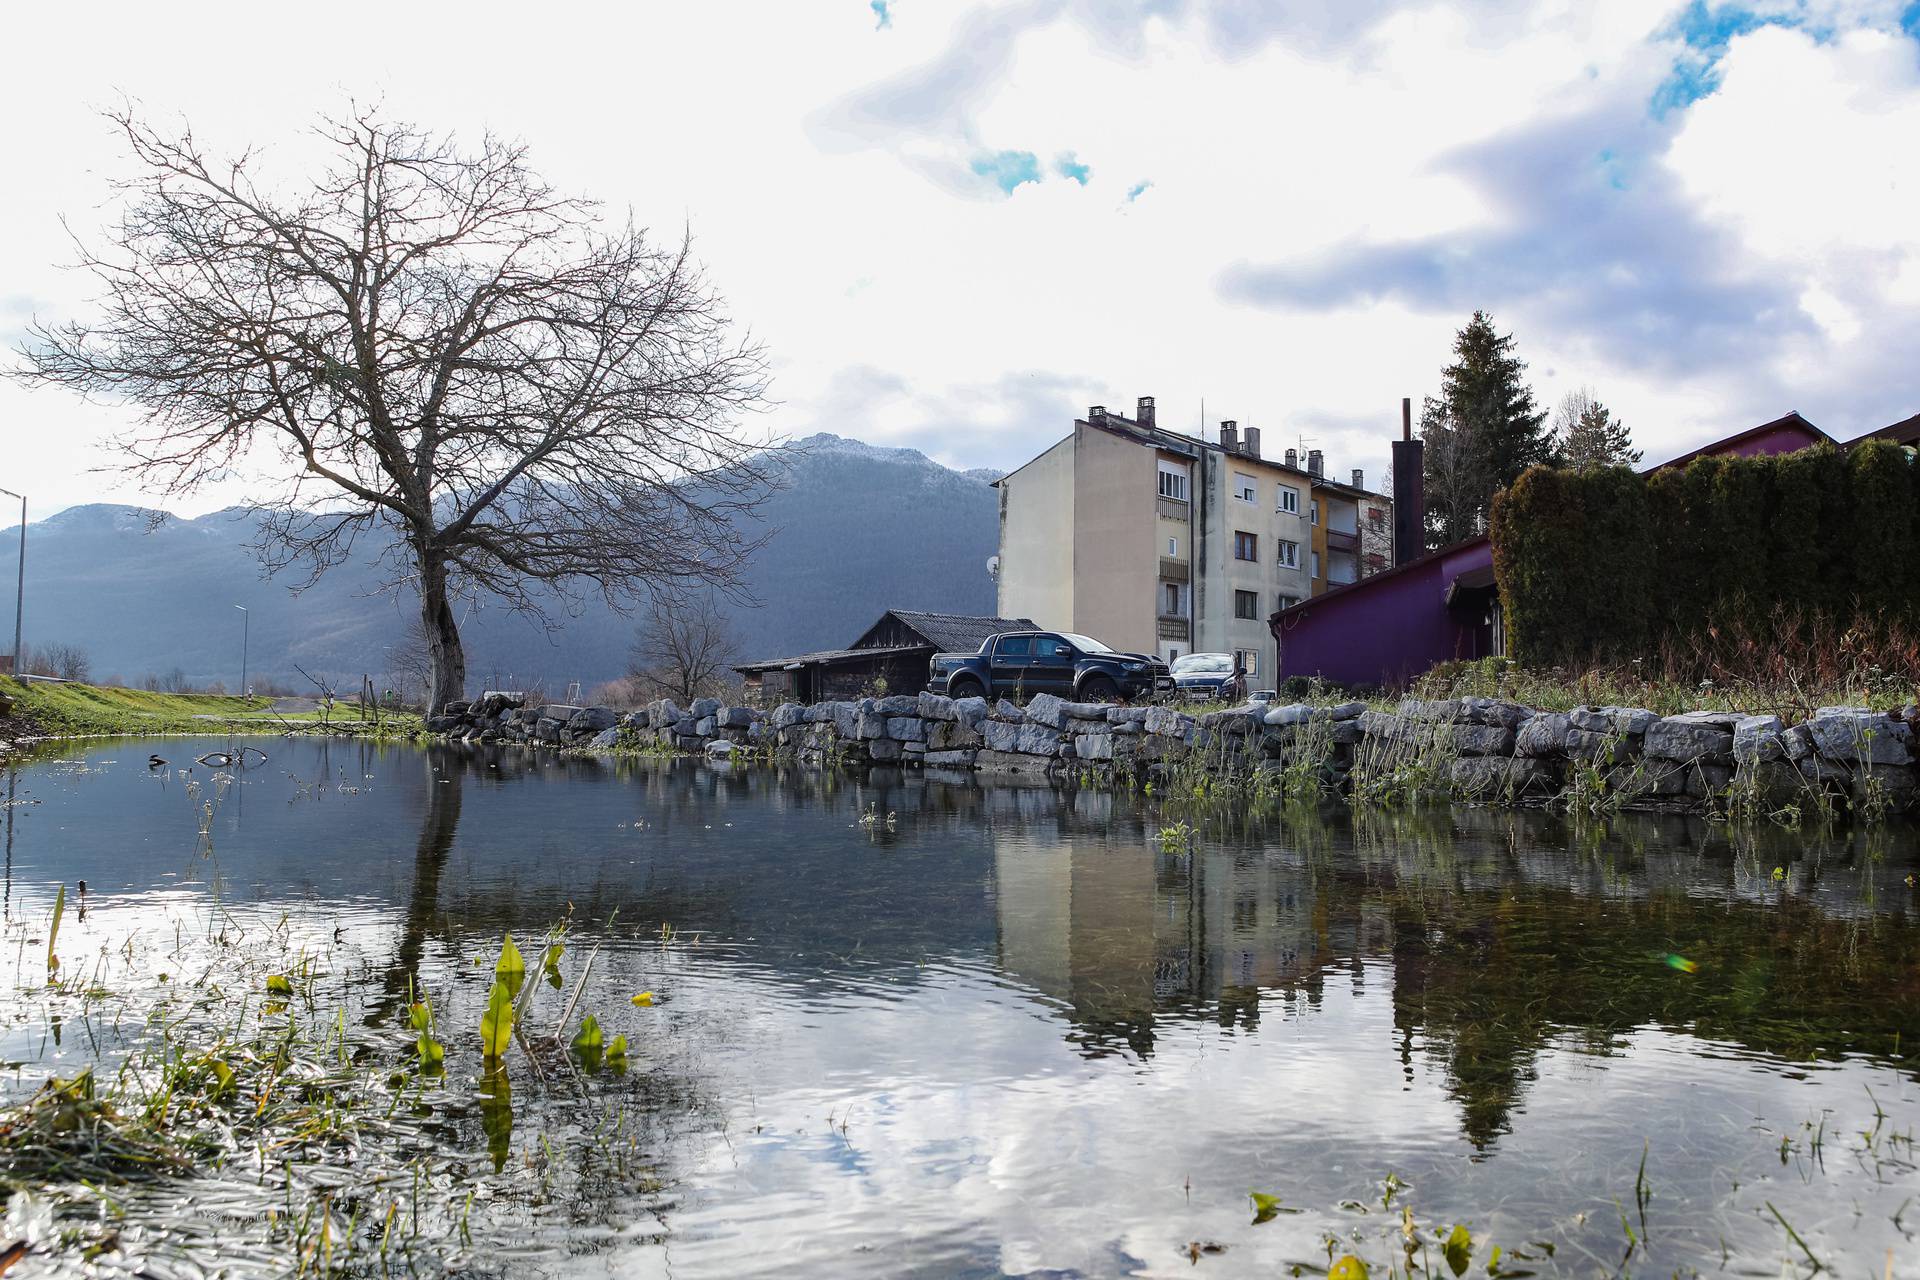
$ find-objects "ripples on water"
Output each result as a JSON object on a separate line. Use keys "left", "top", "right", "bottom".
{"left": 1, "top": 737, "right": 1917, "bottom": 1278}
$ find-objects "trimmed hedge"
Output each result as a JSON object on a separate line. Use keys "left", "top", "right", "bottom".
{"left": 1490, "top": 441, "right": 1919, "bottom": 667}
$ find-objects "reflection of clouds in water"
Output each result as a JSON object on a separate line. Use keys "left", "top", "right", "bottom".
{"left": 630, "top": 957, "right": 1917, "bottom": 1278}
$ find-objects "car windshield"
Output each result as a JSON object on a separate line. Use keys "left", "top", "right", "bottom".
{"left": 1058, "top": 633, "right": 1112, "bottom": 654}
{"left": 1173, "top": 654, "right": 1233, "bottom": 674}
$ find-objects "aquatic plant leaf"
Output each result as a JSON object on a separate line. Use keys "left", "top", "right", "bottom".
{"left": 631, "top": 991, "right": 656, "bottom": 1007}
{"left": 478, "top": 1066, "right": 513, "bottom": 1172}
{"left": 495, "top": 936, "right": 527, "bottom": 998}
{"left": 570, "top": 1014, "right": 604, "bottom": 1053}
{"left": 1443, "top": 1224, "right": 1473, "bottom": 1277}
{"left": 47, "top": 883, "right": 65, "bottom": 974}
{"left": 1249, "top": 1191, "right": 1288, "bottom": 1224}
{"left": 207, "top": 1058, "right": 234, "bottom": 1094}
{"left": 408, "top": 1001, "right": 431, "bottom": 1032}
{"left": 1328, "top": 1255, "right": 1369, "bottom": 1280}
{"left": 607, "top": 1033, "right": 629, "bottom": 1061}
{"left": 265, "top": 975, "right": 293, "bottom": 996}
{"left": 480, "top": 978, "right": 515, "bottom": 1059}
{"left": 1662, "top": 954, "right": 1698, "bottom": 974}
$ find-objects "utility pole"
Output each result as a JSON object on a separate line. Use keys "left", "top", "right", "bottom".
{"left": 0, "top": 487, "right": 23, "bottom": 677}
{"left": 234, "top": 604, "right": 249, "bottom": 698}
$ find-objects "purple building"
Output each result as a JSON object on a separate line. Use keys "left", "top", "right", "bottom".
{"left": 1268, "top": 410, "right": 1848, "bottom": 688}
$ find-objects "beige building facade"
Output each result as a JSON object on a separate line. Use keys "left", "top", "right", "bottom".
{"left": 995, "top": 397, "right": 1389, "bottom": 681}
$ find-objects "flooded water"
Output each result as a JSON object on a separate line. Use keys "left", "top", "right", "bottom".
{"left": 3, "top": 737, "right": 1918, "bottom": 1278}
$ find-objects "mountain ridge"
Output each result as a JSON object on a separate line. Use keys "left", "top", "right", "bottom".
{"left": 0, "top": 434, "right": 1004, "bottom": 693}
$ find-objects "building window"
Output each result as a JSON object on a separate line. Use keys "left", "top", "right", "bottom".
{"left": 1233, "top": 649, "right": 1259, "bottom": 677}
{"left": 1162, "top": 581, "right": 1188, "bottom": 617}
{"left": 1277, "top": 539, "right": 1299, "bottom": 569}
{"left": 1234, "top": 590, "right": 1258, "bottom": 620}
{"left": 1233, "top": 531, "right": 1257, "bottom": 561}
{"left": 1311, "top": 551, "right": 1321, "bottom": 580}
{"left": 1310, "top": 501, "right": 1319, "bottom": 525}
{"left": 1277, "top": 593, "right": 1301, "bottom": 610}
{"left": 1157, "top": 462, "right": 1188, "bottom": 502}
{"left": 1234, "top": 472, "right": 1257, "bottom": 503}
{"left": 1167, "top": 536, "right": 1177, "bottom": 557}
{"left": 1278, "top": 485, "right": 1300, "bottom": 514}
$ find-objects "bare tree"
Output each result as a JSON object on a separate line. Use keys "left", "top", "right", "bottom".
{"left": 1418, "top": 396, "right": 1486, "bottom": 549}
{"left": 41, "top": 643, "right": 92, "bottom": 683}
{"left": 158, "top": 665, "right": 190, "bottom": 694}
{"left": 17, "top": 106, "right": 776, "bottom": 712}
{"left": 628, "top": 595, "right": 737, "bottom": 706}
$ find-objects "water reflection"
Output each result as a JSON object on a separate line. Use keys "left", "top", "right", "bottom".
{"left": 3, "top": 738, "right": 1918, "bottom": 1277}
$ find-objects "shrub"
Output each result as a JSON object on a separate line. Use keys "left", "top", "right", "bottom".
{"left": 1492, "top": 443, "right": 1920, "bottom": 669}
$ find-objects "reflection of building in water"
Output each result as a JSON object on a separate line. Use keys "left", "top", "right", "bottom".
{"left": 991, "top": 829, "right": 1390, "bottom": 1058}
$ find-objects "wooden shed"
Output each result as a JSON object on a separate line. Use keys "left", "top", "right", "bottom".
{"left": 735, "top": 609, "right": 1039, "bottom": 705}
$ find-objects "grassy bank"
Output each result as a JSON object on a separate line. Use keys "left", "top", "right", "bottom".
{"left": 0, "top": 676, "right": 418, "bottom": 738}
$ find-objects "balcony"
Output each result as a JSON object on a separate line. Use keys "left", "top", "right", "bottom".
{"left": 1157, "top": 496, "right": 1190, "bottom": 521}
{"left": 1157, "top": 618, "right": 1191, "bottom": 641}
{"left": 1325, "top": 528, "right": 1359, "bottom": 553}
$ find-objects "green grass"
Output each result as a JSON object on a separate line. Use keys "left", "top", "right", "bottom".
{"left": 0, "top": 676, "right": 274, "bottom": 735}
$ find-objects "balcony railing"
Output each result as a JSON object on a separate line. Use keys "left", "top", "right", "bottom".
{"left": 1325, "top": 528, "right": 1359, "bottom": 553}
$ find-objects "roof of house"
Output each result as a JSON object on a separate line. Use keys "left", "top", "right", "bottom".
{"left": 1646, "top": 410, "right": 1831, "bottom": 472}
{"left": 733, "top": 610, "right": 1043, "bottom": 674}
{"left": 733, "top": 645, "right": 927, "bottom": 674}
{"left": 1849, "top": 411, "right": 1920, "bottom": 447}
{"left": 992, "top": 410, "right": 1389, "bottom": 497}
{"left": 877, "top": 610, "right": 1042, "bottom": 652}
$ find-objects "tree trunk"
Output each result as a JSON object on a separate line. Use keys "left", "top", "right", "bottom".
{"left": 420, "top": 554, "right": 467, "bottom": 714}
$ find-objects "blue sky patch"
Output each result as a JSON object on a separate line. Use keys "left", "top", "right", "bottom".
{"left": 1902, "top": 2, "right": 1920, "bottom": 39}
{"left": 870, "top": 0, "right": 891, "bottom": 30}
{"left": 1054, "top": 151, "right": 1091, "bottom": 185}
{"left": 971, "top": 149, "right": 1042, "bottom": 195}
{"left": 1125, "top": 179, "right": 1153, "bottom": 203}
{"left": 1650, "top": 1, "right": 1790, "bottom": 115}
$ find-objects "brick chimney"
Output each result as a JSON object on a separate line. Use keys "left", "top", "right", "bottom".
{"left": 1089, "top": 405, "right": 1107, "bottom": 425}
{"left": 1307, "top": 449, "right": 1324, "bottom": 478}
{"left": 1391, "top": 396, "right": 1425, "bottom": 566}
{"left": 1244, "top": 426, "right": 1261, "bottom": 458}
{"left": 1351, "top": 468, "right": 1364, "bottom": 489}
{"left": 1136, "top": 395, "right": 1156, "bottom": 428}
{"left": 1220, "top": 420, "right": 1239, "bottom": 452}
{"left": 1284, "top": 448, "right": 1298, "bottom": 469}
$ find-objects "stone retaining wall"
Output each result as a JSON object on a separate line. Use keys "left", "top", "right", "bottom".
{"left": 424, "top": 691, "right": 1920, "bottom": 816}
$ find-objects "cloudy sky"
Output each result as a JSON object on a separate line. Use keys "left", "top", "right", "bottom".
{"left": 3, "top": 0, "right": 1918, "bottom": 516}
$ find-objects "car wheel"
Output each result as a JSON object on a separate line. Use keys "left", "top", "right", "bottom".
{"left": 947, "top": 676, "right": 984, "bottom": 700}
{"left": 1079, "top": 674, "right": 1121, "bottom": 703}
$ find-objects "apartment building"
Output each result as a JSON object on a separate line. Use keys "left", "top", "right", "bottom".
{"left": 994, "top": 396, "right": 1390, "bottom": 683}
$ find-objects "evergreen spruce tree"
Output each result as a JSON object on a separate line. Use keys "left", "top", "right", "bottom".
{"left": 1553, "top": 388, "right": 1641, "bottom": 470}
{"left": 1420, "top": 310, "right": 1552, "bottom": 547}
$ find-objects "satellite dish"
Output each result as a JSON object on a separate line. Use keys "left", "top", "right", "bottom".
{"left": 986, "top": 555, "right": 1000, "bottom": 579}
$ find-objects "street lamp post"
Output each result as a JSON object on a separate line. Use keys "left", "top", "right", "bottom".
{"left": 234, "top": 605, "right": 248, "bottom": 699}
{"left": 0, "top": 487, "right": 23, "bottom": 677}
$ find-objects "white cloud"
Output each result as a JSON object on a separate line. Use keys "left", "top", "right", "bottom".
{"left": 2, "top": 0, "right": 1917, "bottom": 519}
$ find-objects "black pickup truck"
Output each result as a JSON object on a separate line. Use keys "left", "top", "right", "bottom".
{"left": 927, "top": 631, "right": 1171, "bottom": 703}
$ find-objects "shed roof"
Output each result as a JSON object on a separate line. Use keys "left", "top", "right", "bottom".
{"left": 874, "top": 610, "right": 1041, "bottom": 652}
{"left": 733, "top": 645, "right": 926, "bottom": 674}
